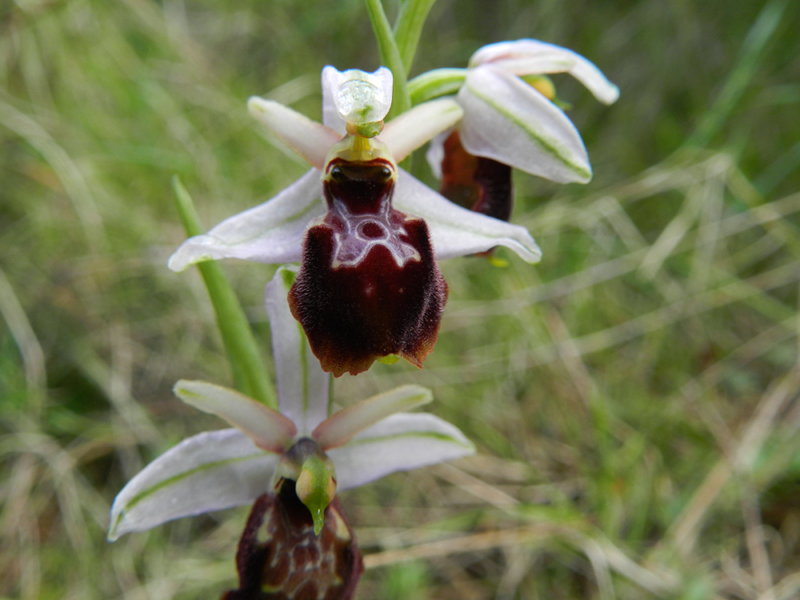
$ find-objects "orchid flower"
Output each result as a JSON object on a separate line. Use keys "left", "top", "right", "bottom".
{"left": 420, "top": 39, "right": 619, "bottom": 220}
{"left": 168, "top": 66, "right": 541, "bottom": 376}
{"left": 108, "top": 267, "right": 474, "bottom": 545}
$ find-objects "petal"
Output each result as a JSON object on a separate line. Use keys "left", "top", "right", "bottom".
{"left": 329, "top": 412, "right": 475, "bottom": 490}
{"left": 167, "top": 169, "right": 324, "bottom": 272}
{"left": 108, "top": 429, "right": 277, "bottom": 540}
{"left": 469, "top": 39, "right": 619, "bottom": 104}
{"left": 458, "top": 66, "right": 592, "bottom": 183}
{"left": 175, "top": 380, "right": 297, "bottom": 452}
{"left": 313, "top": 384, "right": 432, "bottom": 450}
{"left": 247, "top": 97, "right": 340, "bottom": 169}
{"left": 394, "top": 169, "right": 542, "bottom": 262}
{"left": 381, "top": 98, "right": 464, "bottom": 162}
{"left": 265, "top": 266, "right": 330, "bottom": 435}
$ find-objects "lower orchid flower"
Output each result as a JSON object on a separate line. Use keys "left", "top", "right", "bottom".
{"left": 168, "top": 66, "right": 541, "bottom": 376}
{"left": 109, "top": 268, "right": 474, "bottom": 597}
{"left": 418, "top": 38, "right": 619, "bottom": 221}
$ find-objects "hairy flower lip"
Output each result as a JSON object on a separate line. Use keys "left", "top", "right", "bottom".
{"left": 289, "top": 157, "right": 447, "bottom": 375}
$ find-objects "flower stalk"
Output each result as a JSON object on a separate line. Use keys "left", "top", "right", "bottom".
{"left": 172, "top": 177, "right": 277, "bottom": 408}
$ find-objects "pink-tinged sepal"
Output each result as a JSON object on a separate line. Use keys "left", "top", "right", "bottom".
{"left": 439, "top": 130, "right": 512, "bottom": 222}
{"left": 289, "top": 158, "right": 447, "bottom": 376}
{"left": 222, "top": 481, "right": 363, "bottom": 600}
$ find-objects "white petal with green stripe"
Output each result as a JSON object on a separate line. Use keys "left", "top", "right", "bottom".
{"left": 458, "top": 66, "right": 592, "bottom": 184}
{"left": 108, "top": 429, "right": 277, "bottom": 540}
{"left": 167, "top": 168, "right": 323, "bottom": 271}
{"left": 266, "top": 266, "right": 330, "bottom": 435}
{"left": 328, "top": 413, "right": 475, "bottom": 490}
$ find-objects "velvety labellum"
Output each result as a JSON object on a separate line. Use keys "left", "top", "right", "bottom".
{"left": 289, "top": 158, "right": 447, "bottom": 377}
{"left": 221, "top": 479, "right": 362, "bottom": 600}
{"left": 439, "top": 130, "right": 512, "bottom": 222}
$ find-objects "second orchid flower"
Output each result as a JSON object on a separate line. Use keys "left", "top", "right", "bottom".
{"left": 169, "top": 66, "right": 541, "bottom": 376}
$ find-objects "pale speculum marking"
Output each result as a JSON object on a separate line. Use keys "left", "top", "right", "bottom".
{"left": 328, "top": 203, "right": 421, "bottom": 269}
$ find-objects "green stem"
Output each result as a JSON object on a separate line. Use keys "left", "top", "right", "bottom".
{"left": 393, "top": 0, "right": 438, "bottom": 75}
{"left": 171, "top": 176, "right": 277, "bottom": 409}
{"left": 365, "top": 0, "right": 410, "bottom": 119}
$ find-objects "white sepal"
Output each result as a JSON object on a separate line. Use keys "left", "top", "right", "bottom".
{"left": 458, "top": 66, "right": 592, "bottom": 183}
{"left": 394, "top": 169, "right": 542, "bottom": 263}
{"left": 265, "top": 267, "right": 330, "bottom": 435}
{"left": 167, "top": 169, "right": 323, "bottom": 272}
{"left": 469, "top": 39, "right": 619, "bottom": 105}
{"left": 329, "top": 412, "right": 475, "bottom": 490}
{"left": 108, "top": 429, "right": 276, "bottom": 540}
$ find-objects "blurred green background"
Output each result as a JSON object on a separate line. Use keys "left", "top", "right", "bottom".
{"left": 1, "top": 1, "right": 799, "bottom": 598}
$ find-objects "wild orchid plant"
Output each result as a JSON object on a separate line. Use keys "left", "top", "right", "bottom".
{"left": 109, "top": 2, "right": 617, "bottom": 598}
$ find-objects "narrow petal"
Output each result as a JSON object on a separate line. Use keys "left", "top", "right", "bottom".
{"left": 313, "top": 385, "right": 432, "bottom": 450}
{"left": 247, "top": 97, "right": 340, "bottom": 169}
{"left": 469, "top": 39, "right": 619, "bottom": 104}
{"left": 381, "top": 98, "right": 463, "bottom": 162}
{"left": 329, "top": 413, "right": 475, "bottom": 490}
{"left": 265, "top": 266, "right": 330, "bottom": 435}
{"left": 175, "top": 380, "right": 297, "bottom": 452}
{"left": 108, "top": 429, "right": 277, "bottom": 540}
{"left": 458, "top": 66, "right": 592, "bottom": 183}
{"left": 167, "top": 169, "right": 323, "bottom": 272}
{"left": 394, "top": 169, "right": 542, "bottom": 262}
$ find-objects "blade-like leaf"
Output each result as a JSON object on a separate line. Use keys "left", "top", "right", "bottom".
{"left": 175, "top": 380, "right": 297, "bottom": 452}
{"left": 458, "top": 66, "right": 592, "bottom": 183}
{"left": 469, "top": 39, "right": 619, "bottom": 105}
{"left": 247, "top": 97, "right": 340, "bottom": 169}
{"left": 108, "top": 429, "right": 276, "bottom": 540}
{"left": 329, "top": 412, "right": 475, "bottom": 490}
{"left": 167, "top": 169, "right": 323, "bottom": 272}
{"left": 394, "top": 169, "right": 542, "bottom": 263}
{"left": 265, "top": 267, "right": 330, "bottom": 435}
{"left": 313, "top": 385, "right": 432, "bottom": 450}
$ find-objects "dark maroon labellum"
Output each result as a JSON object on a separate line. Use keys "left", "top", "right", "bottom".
{"left": 439, "top": 130, "right": 513, "bottom": 222}
{"left": 221, "top": 480, "right": 363, "bottom": 600}
{"left": 289, "top": 157, "right": 447, "bottom": 376}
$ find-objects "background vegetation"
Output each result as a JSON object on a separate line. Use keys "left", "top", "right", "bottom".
{"left": 1, "top": 0, "right": 799, "bottom": 598}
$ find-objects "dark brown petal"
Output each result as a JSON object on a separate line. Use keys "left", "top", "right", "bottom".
{"left": 440, "top": 130, "right": 513, "bottom": 222}
{"left": 221, "top": 480, "right": 363, "bottom": 600}
{"left": 288, "top": 158, "right": 447, "bottom": 377}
